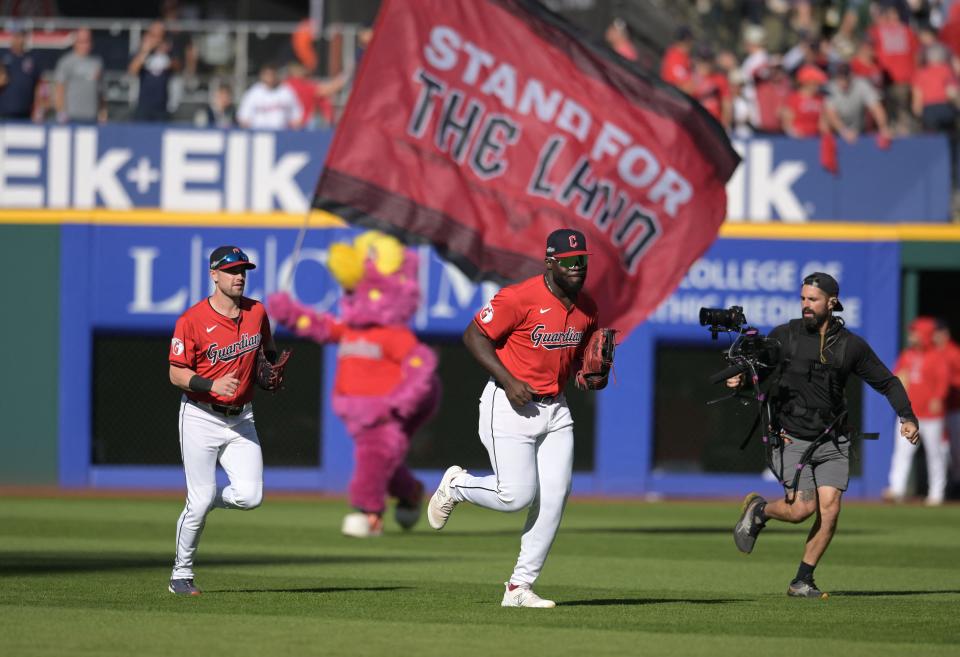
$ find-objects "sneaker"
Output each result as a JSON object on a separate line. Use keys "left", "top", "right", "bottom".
{"left": 168, "top": 578, "right": 202, "bottom": 596}
{"left": 733, "top": 492, "right": 767, "bottom": 554}
{"left": 394, "top": 481, "right": 425, "bottom": 530}
{"left": 787, "top": 578, "right": 829, "bottom": 599}
{"left": 341, "top": 512, "right": 384, "bottom": 538}
{"left": 427, "top": 465, "right": 465, "bottom": 530}
{"left": 501, "top": 582, "right": 556, "bottom": 608}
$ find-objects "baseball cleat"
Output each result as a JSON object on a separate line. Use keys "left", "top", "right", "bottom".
{"left": 341, "top": 512, "right": 384, "bottom": 538}
{"left": 733, "top": 492, "right": 767, "bottom": 554}
{"left": 787, "top": 578, "right": 829, "bottom": 600}
{"left": 168, "top": 578, "right": 202, "bottom": 596}
{"left": 501, "top": 582, "right": 556, "bottom": 608}
{"left": 427, "top": 465, "right": 465, "bottom": 530}
{"left": 394, "top": 481, "right": 425, "bottom": 530}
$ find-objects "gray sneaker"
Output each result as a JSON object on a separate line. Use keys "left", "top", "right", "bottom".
{"left": 787, "top": 578, "right": 829, "bottom": 599}
{"left": 733, "top": 492, "right": 767, "bottom": 554}
{"left": 168, "top": 578, "right": 202, "bottom": 596}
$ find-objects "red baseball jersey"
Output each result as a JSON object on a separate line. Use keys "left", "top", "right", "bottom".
{"left": 169, "top": 297, "right": 272, "bottom": 405}
{"left": 895, "top": 347, "right": 949, "bottom": 419}
{"left": 474, "top": 275, "right": 598, "bottom": 396}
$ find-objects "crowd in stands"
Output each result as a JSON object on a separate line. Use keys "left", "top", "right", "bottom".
{"left": 0, "top": 14, "right": 356, "bottom": 130}
{"left": 3, "top": 0, "right": 960, "bottom": 145}
{"left": 646, "top": 0, "right": 960, "bottom": 143}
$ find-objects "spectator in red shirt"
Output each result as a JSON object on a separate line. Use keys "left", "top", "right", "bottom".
{"left": 605, "top": 18, "right": 639, "bottom": 62}
{"left": 886, "top": 317, "right": 950, "bottom": 505}
{"left": 752, "top": 57, "right": 792, "bottom": 133}
{"left": 912, "top": 44, "right": 959, "bottom": 132}
{"left": 869, "top": 4, "right": 920, "bottom": 132}
{"left": 284, "top": 61, "right": 348, "bottom": 128}
{"left": 782, "top": 65, "right": 828, "bottom": 138}
{"left": 660, "top": 26, "right": 693, "bottom": 93}
{"left": 850, "top": 38, "right": 884, "bottom": 89}
{"left": 690, "top": 45, "right": 731, "bottom": 128}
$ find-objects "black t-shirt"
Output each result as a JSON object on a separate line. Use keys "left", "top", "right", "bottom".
{"left": 767, "top": 319, "right": 917, "bottom": 439}
{"left": 135, "top": 47, "right": 173, "bottom": 118}
{"left": 0, "top": 51, "right": 40, "bottom": 118}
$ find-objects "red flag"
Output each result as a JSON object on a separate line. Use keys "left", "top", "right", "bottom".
{"left": 315, "top": 0, "right": 740, "bottom": 335}
{"left": 820, "top": 131, "right": 838, "bottom": 175}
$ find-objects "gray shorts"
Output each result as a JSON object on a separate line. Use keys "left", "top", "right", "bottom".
{"left": 771, "top": 435, "right": 850, "bottom": 492}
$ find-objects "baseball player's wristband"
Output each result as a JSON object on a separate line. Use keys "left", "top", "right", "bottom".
{"left": 188, "top": 375, "right": 214, "bottom": 392}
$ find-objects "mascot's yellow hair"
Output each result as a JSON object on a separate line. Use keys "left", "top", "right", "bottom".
{"left": 328, "top": 231, "right": 405, "bottom": 291}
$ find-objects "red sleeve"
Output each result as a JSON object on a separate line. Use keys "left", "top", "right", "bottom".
{"left": 474, "top": 287, "right": 522, "bottom": 342}
{"left": 169, "top": 314, "right": 197, "bottom": 369}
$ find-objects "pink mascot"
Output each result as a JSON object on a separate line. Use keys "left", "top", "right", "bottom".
{"left": 268, "top": 231, "right": 440, "bottom": 537}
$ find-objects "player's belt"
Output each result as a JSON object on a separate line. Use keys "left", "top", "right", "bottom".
{"left": 191, "top": 400, "right": 248, "bottom": 416}
{"left": 492, "top": 380, "right": 560, "bottom": 404}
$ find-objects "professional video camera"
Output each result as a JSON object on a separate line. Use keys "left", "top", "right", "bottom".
{"left": 699, "top": 306, "right": 781, "bottom": 385}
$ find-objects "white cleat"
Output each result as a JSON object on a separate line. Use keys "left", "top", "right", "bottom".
{"left": 427, "top": 465, "right": 465, "bottom": 530}
{"left": 501, "top": 582, "right": 556, "bottom": 608}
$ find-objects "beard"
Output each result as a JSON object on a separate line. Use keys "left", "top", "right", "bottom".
{"left": 802, "top": 308, "right": 829, "bottom": 330}
{"left": 554, "top": 272, "right": 585, "bottom": 296}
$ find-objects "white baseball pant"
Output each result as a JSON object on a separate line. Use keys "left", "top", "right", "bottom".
{"left": 451, "top": 380, "right": 574, "bottom": 587}
{"left": 887, "top": 417, "right": 948, "bottom": 504}
{"left": 172, "top": 397, "right": 264, "bottom": 580}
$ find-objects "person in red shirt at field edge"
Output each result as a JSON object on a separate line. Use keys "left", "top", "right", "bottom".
{"left": 885, "top": 317, "right": 950, "bottom": 505}
{"left": 933, "top": 320, "right": 960, "bottom": 490}
{"left": 782, "top": 65, "right": 828, "bottom": 138}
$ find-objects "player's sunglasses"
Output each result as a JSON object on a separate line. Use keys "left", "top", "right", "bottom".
{"left": 211, "top": 250, "right": 251, "bottom": 270}
{"left": 550, "top": 254, "right": 588, "bottom": 268}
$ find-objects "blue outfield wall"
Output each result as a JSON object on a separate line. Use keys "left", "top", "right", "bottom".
{"left": 0, "top": 122, "right": 951, "bottom": 222}
{"left": 57, "top": 224, "right": 900, "bottom": 497}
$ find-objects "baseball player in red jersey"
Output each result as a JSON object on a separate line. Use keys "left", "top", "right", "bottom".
{"left": 886, "top": 317, "right": 950, "bottom": 505}
{"left": 167, "top": 246, "right": 278, "bottom": 595}
{"left": 427, "top": 228, "right": 600, "bottom": 608}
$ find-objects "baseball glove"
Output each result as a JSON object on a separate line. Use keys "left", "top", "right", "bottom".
{"left": 576, "top": 329, "right": 617, "bottom": 390}
{"left": 256, "top": 348, "right": 292, "bottom": 392}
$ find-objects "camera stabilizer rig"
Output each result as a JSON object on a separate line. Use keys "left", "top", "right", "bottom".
{"left": 700, "top": 306, "right": 878, "bottom": 500}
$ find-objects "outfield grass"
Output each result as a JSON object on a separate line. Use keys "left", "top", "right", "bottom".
{"left": 1, "top": 494, "right": 958, "bottom": 657}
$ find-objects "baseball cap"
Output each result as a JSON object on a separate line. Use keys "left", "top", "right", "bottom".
{"left": 209, "top": 245, "right": 256, "bottom": 271}
{"left": 802, "top": 272, "right": 843, "bottom": 311}
{"left": 796, "top": 64, "right": 828, "bottom": 86}
{"left": 545, "top": 228, "right": 589, "bottom": 258}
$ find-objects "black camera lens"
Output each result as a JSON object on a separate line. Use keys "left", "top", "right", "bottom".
{"left": 699, "top": 306, "right": 746, "bottom": 329}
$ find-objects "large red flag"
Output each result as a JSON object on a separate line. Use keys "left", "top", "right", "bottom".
{"left": 315, "top": 0, "right": 740, "bottom": 334}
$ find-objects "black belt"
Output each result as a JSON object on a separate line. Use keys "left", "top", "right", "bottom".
{"left": 493, "top": 381, "right": 559, "bottom": 404}
{"left": 192, "top": 400, "right": 246, "bottom": 416}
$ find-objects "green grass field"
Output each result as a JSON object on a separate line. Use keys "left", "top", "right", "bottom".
{"left": 1, "top": 494, "right": 959, "bottom": 657}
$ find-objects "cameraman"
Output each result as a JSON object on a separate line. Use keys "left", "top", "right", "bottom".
{"left": 728, "top": 273, "right": 919, "bottom": 599}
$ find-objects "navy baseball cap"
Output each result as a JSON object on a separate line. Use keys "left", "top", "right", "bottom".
{"left": 209, "top": 245, "right": 256, "bottom": 271}
{"left": 802, "top": 272, "right": 843, "bottom": 311}
{"left": 546, "top": 228, "right": 589, "bottom": 258}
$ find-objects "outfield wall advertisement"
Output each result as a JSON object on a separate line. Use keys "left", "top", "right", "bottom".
{"left": 0, "top": 123, "right": 950, "bottom": 221}
{"left": 57, "top": 224, "right": 900, "bottom": 496}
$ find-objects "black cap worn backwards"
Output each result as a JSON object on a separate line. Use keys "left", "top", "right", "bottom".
{"left": 802, "top": 271, "right": 843, "bottom": 311}
{"left": 209, "top": 245, "right": 256, "bottom": 271}
{"left": 545, "top": 228, "right": 590, "bottom": 258}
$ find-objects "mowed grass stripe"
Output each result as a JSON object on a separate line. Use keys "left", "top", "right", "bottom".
{"left": 0, "top": 497, "right": 957, "bottom": 656}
